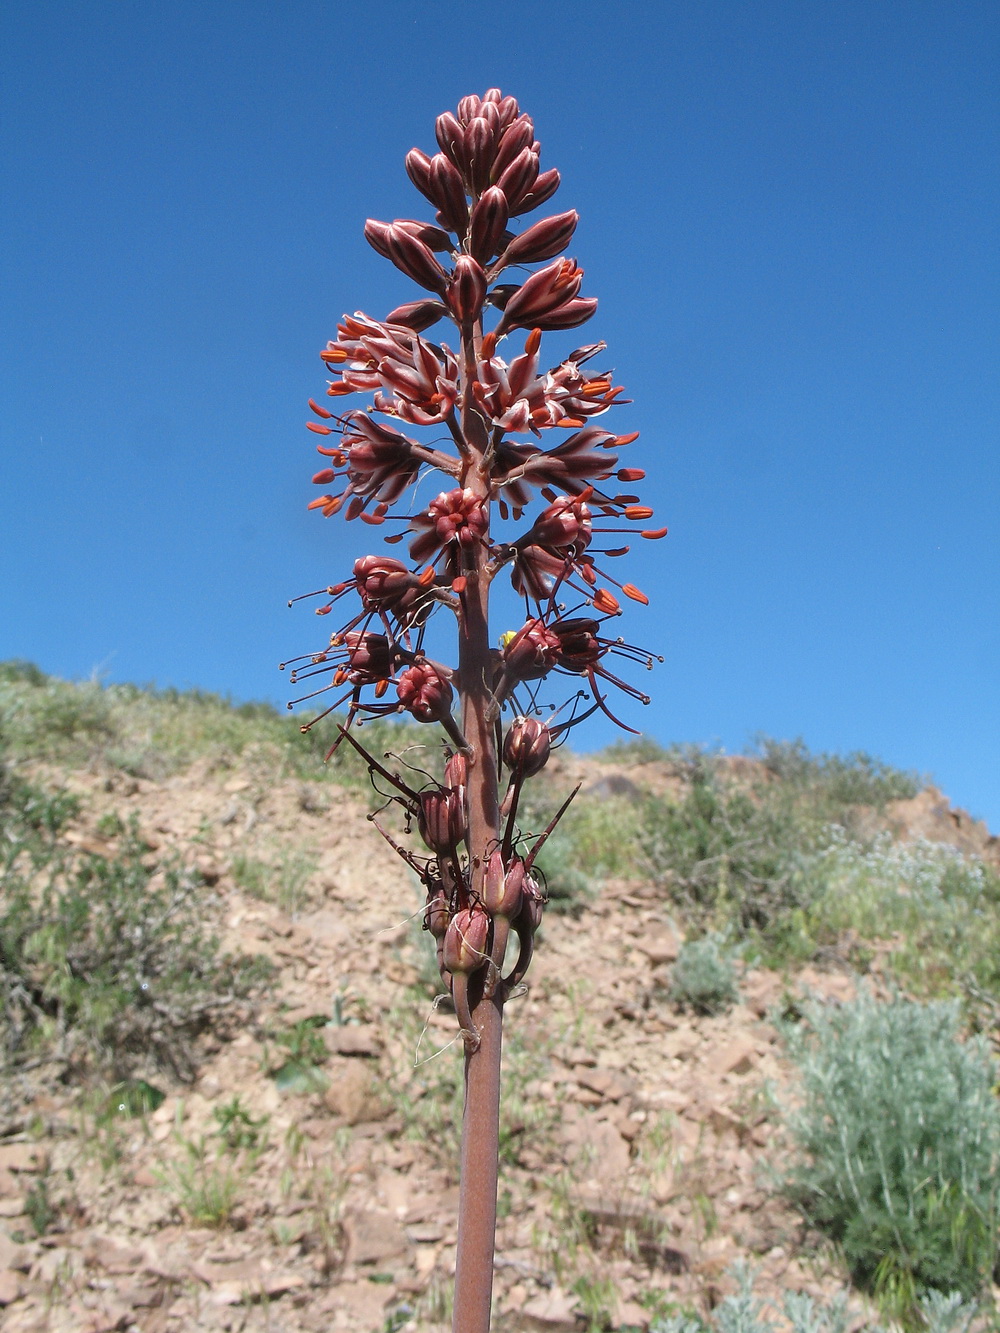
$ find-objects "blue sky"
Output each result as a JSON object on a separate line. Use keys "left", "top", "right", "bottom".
{"left": 2, "top": 2, "right": 998, "bottom": 825}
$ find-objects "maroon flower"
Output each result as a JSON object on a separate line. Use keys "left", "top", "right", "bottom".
{"left": 408, "top": 488, "right": 488, "bottom": 566}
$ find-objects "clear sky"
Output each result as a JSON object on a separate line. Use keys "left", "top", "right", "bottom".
{"left": 2, "top": 2, "right": 998, "bottom": 825}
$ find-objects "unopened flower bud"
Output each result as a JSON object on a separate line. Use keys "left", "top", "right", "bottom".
{"left": 495, "top": 148, "right": 539, "bottom": 211}
{"left": 394, "top": 219, "right": 454, "bottom": 252}
{"left": 435, "top": 111, "right": 467, "bottom": 173}
{"left": 447, "top": 255, "right": 487, "bottom": 325}
{"left": 464, "top": 116, "right": 497, "bottom": 194}
{"left": 386, "top": 225, "right": 449, "bottom": 295}
{"left": 405, "top": 147, "right": 435, "bottom": 203}
{"left": 491, "top": 117, "right": 534, "bottom": 182}
{"left": 468, "top": 187, "right": 509, "bottom": 263}
{"left": 363, "top": 218, "right": 393, "bottom": 258}
{"left": 501, "top": 210, "right": 578, "bottom": 266}
{"left": 428, "top": 153, "right": 469, "bottom": 235}
{"left": 510, "top": 166, "right": 561, "bottom": 217}
{"left": 443, "top": 906, "right": 490, "bottom": 974}
{"left": 418, "top": 786, "right": 467, "bottom": 854}
{"left": 503, "top": 716, "right": 552, "bottom": 777}
{"left": 385, "top": 299, "right": 448, "bottom": 332}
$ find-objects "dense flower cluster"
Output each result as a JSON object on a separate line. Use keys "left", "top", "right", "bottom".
{"left": 286, "top": 89, "right": 663, "bottom": 1044}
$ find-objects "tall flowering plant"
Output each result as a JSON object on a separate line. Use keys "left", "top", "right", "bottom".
{"left": 286, "top": 90, "right": 663, "bottom": 1332}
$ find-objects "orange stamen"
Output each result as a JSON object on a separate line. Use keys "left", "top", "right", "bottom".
{"left": 623, "top": 584, "right": 649, "bottom": 605}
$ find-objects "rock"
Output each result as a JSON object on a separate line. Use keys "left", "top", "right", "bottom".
{"left": 83, "top": 1234, "right": 147, "bottom": 1274}
{"left": 0, "top": 1234, "right": 27, "bottom": 1272}
{"left": 406, "top": 1222, "right": 445, "bottom": 1243}
{"left": 715, "top": 1037, "right": 757, "bottom": 1076}
{"left": 323, "top": 1061, "right": 390, "bottom": 1124}
{"left": 323, "top": 1026, "right": 383, "bottom": 1058}
{"left": 618, "top": 1299, "right": 652, "bottom": 1328}
{"left": 0, "top": 1144, "right": 48, "bottom": 1174}
{"left": 663, "top": 1028, "right": 700, "bottom": 1060}
{"left": 573, "top": 1067, "right": 635, "bottom": 1102}
{"left": 521, "top": 1287, "right": 580, "bottom": 1330}
{"left": 635, "top": 932, "right": 681, "bottom": 965}
{"left": 0, "top": 1268, "right": 23, "bottom": 1305}
{"left": 343, "top": 1209, "right": 410, "bottom": 1265}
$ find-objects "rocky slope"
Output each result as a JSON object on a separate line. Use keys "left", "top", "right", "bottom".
{"left": 0, "top": 746, "right": 995, "bottom": 1333}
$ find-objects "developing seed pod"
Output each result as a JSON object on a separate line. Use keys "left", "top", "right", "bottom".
{"left": 418, "top": 786, "right": 467, "bottom": 854}
{"left": 424, "top": 885, "right": 451, "bottom": 938}
{"left": 503, "top": 716, "right": 552, "bottom": 777}
{"left": 443, "top": 750, "right": 468, "bottom": 790}
{"left": 443, "top": 905, "right": 490, "bottom": 975}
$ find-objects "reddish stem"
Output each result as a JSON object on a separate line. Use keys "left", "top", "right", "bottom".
{"left": 451, "top": 316, "right": 504, "bottom": 1333}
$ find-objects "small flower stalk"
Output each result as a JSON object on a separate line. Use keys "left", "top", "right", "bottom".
{"left": 285, "top": 89, "right": 662, "bottom": 1333}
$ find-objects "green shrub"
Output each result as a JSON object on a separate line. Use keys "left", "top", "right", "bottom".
{"left": 521, "top": 792, "right": 642, "bottom": 914}
{"left": 646, "top": 1263, "right": 979, "bottom": 1333}
{"left": 778, "top": 992, "right": 1000, "bottom": 1322}
{"left": 668, "top": 935, "right": 740, "bottom": 1014}
{"left": 0, "top": 658, "right": 422, "bottom": 785}
{"left": 638, "top": 741, "right": 923, "bottom": 954}
{"left": 0, "top": 786, "right": 271, "bottom": 1080}
{"left": 798, "top": 831, "right": 1000, "bottom": 1007}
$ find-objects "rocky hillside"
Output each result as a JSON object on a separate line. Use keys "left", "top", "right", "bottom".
{"left": 1, "top": 667, "right": 998, "bottom": 1332}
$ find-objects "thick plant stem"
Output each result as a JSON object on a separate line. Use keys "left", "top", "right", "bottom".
{"left": 452, "top": 315, "right": 503, "bottom": 1333}
{"left": 452, "top": 991, "right": 503, "bottom": 1332}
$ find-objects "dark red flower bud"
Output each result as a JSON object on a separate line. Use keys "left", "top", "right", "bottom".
{"left": 446, "top": 255, "right": 487, "bottom": 325}
{"left": 363, "top": 219, "right": 393, "bottom": 258}
{"left": 457, "top": 94, "right": 482, "bottom": 125}
{"left": 501, "top": 210, "right": 578, "bottom": 266}
{"left": 491, "top": 117, "right": 535, "bottom": 182}
{"left": 418, "top": 786, "right": 467, "bottom": 853}
{"left": 386, "top": 225, "right": 449, "bottom": 295}
{"left": 464, "top": 116, "right": 496, "bottom": 194}
{"left": 495, "top": 148, "right": 539, "bottom": 211}
{"left": 384, "top": 299, "right": 448, "bottom": 332}
{"left": 530, "top": 297, "right": 598, "bottom": 332}
{"left": 394, "top": 219, "right": 454, "bottom": 252}
{"left": 436, "top": 111, "right": 466, "bottom": 166}
{"left": 468, "top": 187, "right": 510, "bottom": 263}
{"left": 503, "top": 716, "right": 552, "bottom": 777}
{"left": 428, "top": 153, "right": 469, "bottom": 235}
{"left": 443, "top": 906, "right": 490, "bottom": 974}
{"left": 482, "top": 849, "right": 525, "bottom": 918}
{"left": 510, "top": 167, "right": 561, "bottom": 217}
{"left": 397, "top": 662, "right": 454, "bottom": 724}
{"left": 495, "top": 95, "right": 520, "bottom": 130}
{"left": 405, "top": 147, "right": 435, "bottom": 203}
